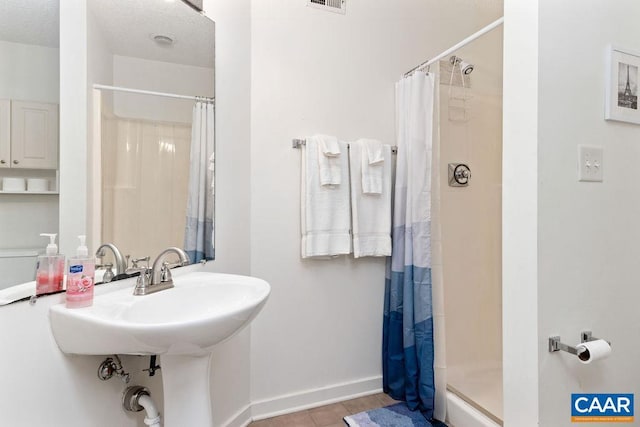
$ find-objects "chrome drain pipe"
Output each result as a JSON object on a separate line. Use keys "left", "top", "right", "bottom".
{"left": 123, "top": 386, "right": 161, "bottom": 427}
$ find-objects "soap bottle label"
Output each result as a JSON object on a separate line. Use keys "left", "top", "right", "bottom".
{"left": 66, "top": 261, "right": 95, "bottom": 308}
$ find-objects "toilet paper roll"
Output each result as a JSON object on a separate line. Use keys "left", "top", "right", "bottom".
{"left": 576, "top": 339, "right": 611, "bottom": 364}
{"left": 2, "top": 177, "right": 25, "bottom": 192}
{"left": 27, "top": 178, "right": 48, "bottom": 192}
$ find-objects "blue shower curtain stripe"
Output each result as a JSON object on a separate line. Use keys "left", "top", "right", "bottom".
{"left": 383, "top": 71, "right": 438, "bottom": 421}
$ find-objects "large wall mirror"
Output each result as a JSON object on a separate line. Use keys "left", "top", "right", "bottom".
{"left": 0, "top": 0, "right": 215, "bottom": 305}
{"left": 0, "top": 0, "right": 60, "bottom": 292}
{"left": 88, "top": 0, "right": 215, "bottom": 273}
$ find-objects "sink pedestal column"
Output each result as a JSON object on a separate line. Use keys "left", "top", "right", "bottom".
{"left": 161, "top": 353, "right": 214, "bottom": 426}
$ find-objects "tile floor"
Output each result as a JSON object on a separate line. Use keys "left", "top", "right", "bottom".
{"left": 249, "top": 393, "right": 399, "bottom": 427}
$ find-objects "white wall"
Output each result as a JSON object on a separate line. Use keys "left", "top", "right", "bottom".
{"left": 504, "top": 1, "right": 640, "bottom": 426}
{"left": 59, "top": 0, "right": 88, "bottom": 258}
{"left": 248, "top": 0, "right": 502, "bottom": 417}
{"left": 536, "top": 0, "right": 640, "bottom": 426}
{"left": 201, "top": 1, "right": 252, "bottom": 424}
{"left": 112, "top": 55, "right": 214, "bottom": 124}
{"left": 86, "top": 4, "right": 113, "bottom": 252}
{"left": 0, "top": 41, "right": 59, "bottom": 103}
{"left": 502, "top": 1, "right": 539, "bottom": 425}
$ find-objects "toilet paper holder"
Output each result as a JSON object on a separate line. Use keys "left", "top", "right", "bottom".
{"left": 548, "top": 331, "right": 611, "bottom": 355}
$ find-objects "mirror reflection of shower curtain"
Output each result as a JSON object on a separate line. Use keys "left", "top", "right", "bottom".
{"left": 184, "top": 101, "right": 215, "bottom": 262}
{"left": 101, "top": 117, "right": 191, "bottom": 261}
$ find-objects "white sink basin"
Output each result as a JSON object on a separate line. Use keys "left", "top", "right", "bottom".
{"left": 50, "top": 271, "right": 270, "bottom": 426}
{"left": 49, "top": 272, "right": 270, "bottom": 356}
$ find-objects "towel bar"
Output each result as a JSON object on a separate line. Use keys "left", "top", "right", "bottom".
{"left": 292, "top": 138, "right": 398, "bottom": 154}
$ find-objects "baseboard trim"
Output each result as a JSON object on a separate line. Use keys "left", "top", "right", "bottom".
{"left": 250, "top": 376, "right": 383, "bottom": 421}
{"left": 221, "top": 403, "right": 252, "bottom": 427}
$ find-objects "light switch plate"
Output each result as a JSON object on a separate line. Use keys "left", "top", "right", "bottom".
{"left": 578, "top": 145, "right": 603, "bottom": 182}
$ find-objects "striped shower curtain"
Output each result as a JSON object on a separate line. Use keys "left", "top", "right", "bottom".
{"left": 184, "top": 101, "right": 215, "bottom": 262}
{"left": 383, "top": 71, "right": 438, "bottom": 420}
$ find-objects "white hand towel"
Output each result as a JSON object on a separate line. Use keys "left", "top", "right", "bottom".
{"left": 301, "top": 138, "right": 351, "bottom": 258}
{"left": 360, "top": 138, "right": 384, "bottom": 194}
{"left": 349, "top": 140, "right": 392, "bottom": 258}
{"left": 311, "top": 134, "right": 342, "bottom": 186}
{"left": 365, "top": 139, "right": 384, "bottom": 165}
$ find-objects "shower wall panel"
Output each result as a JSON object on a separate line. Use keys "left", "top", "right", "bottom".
{"left": 438, "top": 40, "right": 503, "bottom": 421}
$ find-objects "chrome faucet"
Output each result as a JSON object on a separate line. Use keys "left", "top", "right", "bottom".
{"left": 96, "top": 243, "right": 128, "bottom": 280}
{"left": 132, "top": 247, "right": 190, "bottom": 296}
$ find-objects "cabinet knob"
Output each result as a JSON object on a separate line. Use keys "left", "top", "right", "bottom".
{"left": 12, "top": 160, "right": 18, "bottom": 165}
{"left": 0, "top": 160, "right": 5, "bottom": 164}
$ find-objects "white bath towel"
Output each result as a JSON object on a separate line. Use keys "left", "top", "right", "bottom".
{"left": 301, "top": 138, "right": 351, "bottom": 258}
{"left": 360, "top": 138, "right": 384, "bottom": 194}
{"left": 310, "top": 134, "right": 342, "bottom": 186}
{"left": 349, "top": 140, "right": 392, "bottom": 257}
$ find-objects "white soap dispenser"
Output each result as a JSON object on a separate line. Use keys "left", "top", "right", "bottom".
{"left": 65, "top": 235, "right": 96, "bottom": 308}
{"left": 35, "top": 233, "right": 65, "bottom": 295}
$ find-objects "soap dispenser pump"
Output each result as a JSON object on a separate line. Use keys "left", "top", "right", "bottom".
{"left": 66, "top": 235, "right": 96, "bottom": 308}
{"left": 35, "top": 233, "right": 65, "bottom": 295}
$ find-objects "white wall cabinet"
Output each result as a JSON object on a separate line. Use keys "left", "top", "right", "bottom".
{"left": 0, "top": 99, "right": 59, "bottom": 170}
{"left": 0, "top": 99, "right": 9, "bottom": 168}
{"left": 0, "top": 99, "right": 59, "bottom": 193}
{"left": 7, "top": 100, "right": 59, "bottom": 169}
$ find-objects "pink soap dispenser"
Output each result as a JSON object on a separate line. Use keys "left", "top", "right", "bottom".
{"left": 35, "top": 233, "right": 65, "bottom": 295}
{"left": 65, "top": 235, "right": 95, "bottom": 308}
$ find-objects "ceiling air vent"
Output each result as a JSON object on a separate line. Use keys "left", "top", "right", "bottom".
{"left": 307, "top": 0, "right": 346, "bottom": 14}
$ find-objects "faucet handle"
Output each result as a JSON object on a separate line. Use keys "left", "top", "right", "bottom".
{"left": 160, "top": 262, "right": 172, "bottom": 282}
{"left": 131, "top": 256, "right": 150, "bottom": 268}
{"left": 127, "top": 267, "right": 151, "bottom": 296}
{"left": 102, "top": 263, "right": 115, "bottom": 283}
{"left": 125, "top": 266, "right": 149, "bottom": 275}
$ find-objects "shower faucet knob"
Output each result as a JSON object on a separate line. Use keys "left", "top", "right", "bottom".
{"left": 448, "top": 163, "right": 471, "bottom": 187}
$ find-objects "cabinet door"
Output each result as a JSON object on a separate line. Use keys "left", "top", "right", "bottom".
{"left": 0, "top": 99, "right": 9, "bottom": 169}
{"left": 10, "top": 101, "right": 58, "bottom": 169}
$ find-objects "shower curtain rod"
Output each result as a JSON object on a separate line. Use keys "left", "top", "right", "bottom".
{"left": 404, "top": 16, "right": 504, "bottom": 77}
{"left": 93, "top": 84, "right": 215, "bottom": 103}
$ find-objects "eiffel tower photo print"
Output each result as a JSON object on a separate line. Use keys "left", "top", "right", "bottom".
{"left": 606, "top": 46, "right": 640, "bottom": 124}
{"left": 618, "top": 62, "right": 638, "bottom": 110}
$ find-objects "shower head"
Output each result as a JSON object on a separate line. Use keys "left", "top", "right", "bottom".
{"left": 459, "top": 60, "right": 474, "bottom": 75}
{"left": 450, "top": 55, "right": 474, "bottom": 75}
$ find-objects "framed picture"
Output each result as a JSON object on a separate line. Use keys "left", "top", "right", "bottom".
{"left": 605, "top": 46, "right": 640, "bottom": 124}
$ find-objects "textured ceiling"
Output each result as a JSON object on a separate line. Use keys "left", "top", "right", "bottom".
{"left": 0, "top": 0, "right": 59, "bottom": 47}
{"left": 0, "top": 0, "right": 213, "bottom": 68}
{"left": 89, "top": 0, "right": 214, "bottom": 69}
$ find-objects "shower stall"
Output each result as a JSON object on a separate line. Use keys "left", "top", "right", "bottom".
{"left": 432, "top": 21, "right": 504, "bottom": 427}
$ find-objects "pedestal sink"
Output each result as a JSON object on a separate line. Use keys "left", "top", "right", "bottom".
{"left": 49, "top": 271, "right": 270, "bottom": 426}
